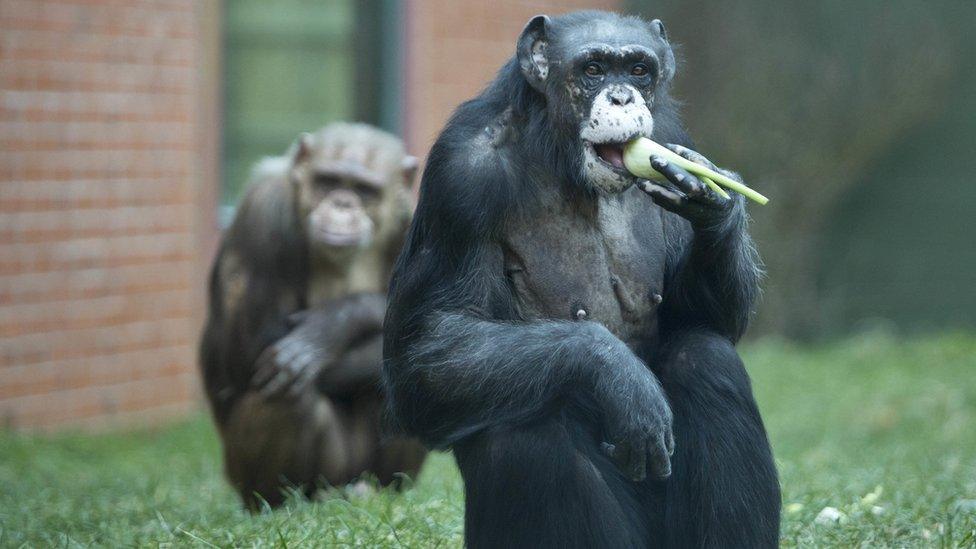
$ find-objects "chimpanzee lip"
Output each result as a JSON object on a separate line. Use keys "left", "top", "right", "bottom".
{"left": 317, "top": 229, "right": 364, "bottom": 247}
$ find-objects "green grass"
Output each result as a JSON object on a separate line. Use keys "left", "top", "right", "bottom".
{"left": 2, "top": 332, "right": 975, "bottom": 547}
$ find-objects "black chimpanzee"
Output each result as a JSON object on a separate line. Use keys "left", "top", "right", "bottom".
{"left": 383, "top": 10, "right": 780, "bottom": 549}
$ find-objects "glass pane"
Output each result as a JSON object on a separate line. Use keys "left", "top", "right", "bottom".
{"left": 222, "top": 0, "right": 355, "bottom": 207}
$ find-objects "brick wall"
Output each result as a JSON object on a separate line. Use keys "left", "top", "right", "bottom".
{"left": 0, "top": 1, "right": 622, "bottom": 431}
{"left": 0, "top": 1, "right": 219, "bottom": 430}
{"left": 402, "top": 0, "right": 621, "bottom": 160}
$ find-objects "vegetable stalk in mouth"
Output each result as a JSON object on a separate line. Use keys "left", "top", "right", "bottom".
{"left": 622, "top": 138, "right": 769, "bottom": 205}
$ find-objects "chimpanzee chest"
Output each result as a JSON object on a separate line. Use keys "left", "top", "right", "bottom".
{"left": 502, "top": 187, "right": 667, "bottom": 346}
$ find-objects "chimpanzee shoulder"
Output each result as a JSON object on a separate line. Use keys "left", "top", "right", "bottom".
{"left": 224, "top": 171, "right": 306, "bottom": 279}
{"left": 410, "top": 87, "right": 526, "bottom": 246}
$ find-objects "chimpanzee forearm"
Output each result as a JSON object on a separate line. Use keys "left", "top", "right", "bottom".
{"left": 249, "top": 293, "right": 388, "bottom": 397}
{"left": 385, "top": 311, "right": 665, "bottom": 450}
{"left": 287, "top": 293, "right": 386, "bottom": 353}
{"left": 663, "top": 197, "right": 761, "bottom": 342}
{"left": 315, "top": 333, "right": 384, "bottom": 396}
{"left": 200, "top": 263, "right": 295, "bottom": 424}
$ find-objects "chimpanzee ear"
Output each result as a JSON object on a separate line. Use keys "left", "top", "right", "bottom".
{"left": 292, "top": 132, "right": 313, "bottom": 165}
{"left": 651, "top": 18, "right": 668, "bottom": 41}
{"left": 517, "top": 15, "right": 552, "bottom": 93}
{"left": 401, "top": 155, "right": 419, "bottom": 186}
{"left": 650, "top": 19, "right": 676, "bottom": 82}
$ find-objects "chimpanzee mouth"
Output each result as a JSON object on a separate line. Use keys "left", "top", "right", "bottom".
{"left": 587, "top": 141, "right": 630, "bottom": 175}
{"left": 317, "top": 229, "right": 365, "bottom": 247}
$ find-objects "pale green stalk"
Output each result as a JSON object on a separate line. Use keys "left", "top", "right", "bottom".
{"left": 699, "top": 176, "right": 731, "bottom": 200}
{"left": 622, "top": 138, "right": 768, "bottom": 205}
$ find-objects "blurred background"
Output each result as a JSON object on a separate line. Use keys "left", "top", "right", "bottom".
{"left": 1, "top": 0, "right": 974, "bottom": 431}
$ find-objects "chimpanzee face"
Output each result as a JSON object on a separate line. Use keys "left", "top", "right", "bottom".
{"left": 289, "top": 126, "right": 417, "bottom": 262}
{"left": 517, "top": 13, "right": 675, "bottom": 193}
{"left": 301, "top": 170, "right": 381, "bottom": 252}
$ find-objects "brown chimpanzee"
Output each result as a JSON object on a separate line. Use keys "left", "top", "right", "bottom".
{"left": 383, "top": 11, "right": 780, "bottom": 548}
{"left": 200, "top": 123, "right": 427, "bottom": 510}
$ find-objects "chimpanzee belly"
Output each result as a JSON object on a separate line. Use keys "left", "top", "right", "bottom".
{"left": 503, "top": 186, "right": 667, "bottom": 346}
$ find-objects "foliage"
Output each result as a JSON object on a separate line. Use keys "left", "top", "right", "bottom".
{"left": 631, "top": 0, "right": 976, "bottom": 337}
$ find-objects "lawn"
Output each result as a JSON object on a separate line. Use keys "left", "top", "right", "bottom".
{"left": 2, "top": 332, "right": 975, "bottom": 547}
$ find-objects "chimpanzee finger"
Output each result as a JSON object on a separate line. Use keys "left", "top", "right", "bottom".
{"left": 614, "top": 440, "right": 646, "bottom": 482}
{"left": 665, "top": 144, "right": 718, "bottom": 172}
{"left": 649, "top": 433, "right": 672, "bottom": 479}
{"left": 631, "top": 440, "right": 648, "bottom": 482}
{"left": 638, "top": 180, "right": 686, "bottom": 212}
{"left": 286, "top": 359, "right": 319, "bottom": 397}
{"left": 251, "top": 348, "right": 280, "bottom": 388}
{"left": 251, "top": 367, "right": 273, "bottom": 391}
{"left": 259, "top": 369, "right": 292, "bottom": 398}
{"left": 264, "top": 351, "right": 319, "bottom": 398}
{"left": 604, "top": 440, "right": 641, "bottom": 481}
{"left": 641, "top": 181, "right": 709, "bottom": 216}
{"left": 286, "top": 310, "right": 309, "bottom": 328}
{"left": 639, "top": 181, "right": 714, "bottom": 222}
{"left": 273, "top": 342, "right": 300, "bottom": 369}
{"left": 666, "top": 429, "right": 675, "bottom": 457}
{"left": 650, "top": 156, "right": 706, "bottom": 199}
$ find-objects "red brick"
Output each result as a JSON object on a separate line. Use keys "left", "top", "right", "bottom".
{"left": 0, "top": 0, "right": 213, "bottom": 430}
{"left": 0, "top": 1, "right": 624, "bottom": 431}
{"left": 403, "top": 0, "right": 622, "bottom": 160}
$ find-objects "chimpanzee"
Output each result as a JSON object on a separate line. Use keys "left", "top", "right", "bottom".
{"left": 383, "top": 11, "right": 780, "bottom": 548}
{"left": 200, "top": 122, "right": 427, "bottom": 510}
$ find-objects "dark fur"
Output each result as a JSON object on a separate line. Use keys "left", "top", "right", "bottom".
{"left": 384, "top": 10, "right": 779, "bottom": 548}
{"left": 200, "top": 177, "right": 307, "bottom": 426}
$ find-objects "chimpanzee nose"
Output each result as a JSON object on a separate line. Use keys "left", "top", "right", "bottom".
{"left": 609, "top": 88, "right": 634, "bottom": 106}
{"left": 331, "top": 189, "right": 360, "bottom": 209}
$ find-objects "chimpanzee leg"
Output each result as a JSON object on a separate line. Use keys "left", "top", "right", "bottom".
{"left": 454, "top": 412, "right": 650, "bottom": 549}
{"left": 371, "top": 436, "right": 428, "bottom": 487}
{"left": 222, "top": 391, "right": 353, "bottom": 510}
{"left": 651, "top": 330, "right": 780, "bottom": 548}
{"left": 339, "top": 390, "right": 428, "bottom": 488}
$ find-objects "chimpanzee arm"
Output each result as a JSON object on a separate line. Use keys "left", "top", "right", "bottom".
{"left": 199, "top": 179, "right": 306, "bottom": 424}
{"left": 251, "top": 293, "right": 387, "bottom": 398}
{"left": 643, "top": 150, "right": 762, "bottom": 342}
{"left": 314, "top": 333, "right": 384, "bottom": 396}
{"left": 387, "top": 305, "right": 673, "bottom": 479}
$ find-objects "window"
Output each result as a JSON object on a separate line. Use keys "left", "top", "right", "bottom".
{"left": 221, "top": 0, "right": 402, "bottom": 215}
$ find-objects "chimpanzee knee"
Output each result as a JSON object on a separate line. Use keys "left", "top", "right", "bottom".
{"left": 652, "top": 330, "right": 781, "bottom": 548}
{"left": 656, "top": 330, "right": 756, "bottom": 400}
{"left": 454, "top": 415, "right": 648, "bottom": 549}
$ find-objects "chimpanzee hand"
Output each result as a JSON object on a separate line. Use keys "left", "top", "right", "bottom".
{"left": 637, "top": 144, "right": 743, "bottom": 229}
{"left": 597, "top": 362, "right": 675, "bottom": 482}
{"left": 251, "top": 311, "right": 335, "bottom": 400}
{"left": 251, "top": 295, "right": 387, "bottom": 400}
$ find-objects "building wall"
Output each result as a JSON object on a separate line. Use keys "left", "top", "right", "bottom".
{"left": 0, "top": 0, "right": 621, "bottom": 430}
{"left": 0, "top": 1, "right": 219, "bottom": 430}
{"left": 402, "top": 0, "right": 621, "bottom": 162}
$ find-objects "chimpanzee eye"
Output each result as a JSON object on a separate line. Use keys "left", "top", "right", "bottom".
{"left": 583, "top": 62, "right": 603, "bottom": 77}
{"left": 356, "top": 183, "right": 381, "bottom": 201}
{"left": 631, "top": 63, "right": 650, "bottom": 77}
{"left": 314, "top": 174, "right": 340, "bottom": 188}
